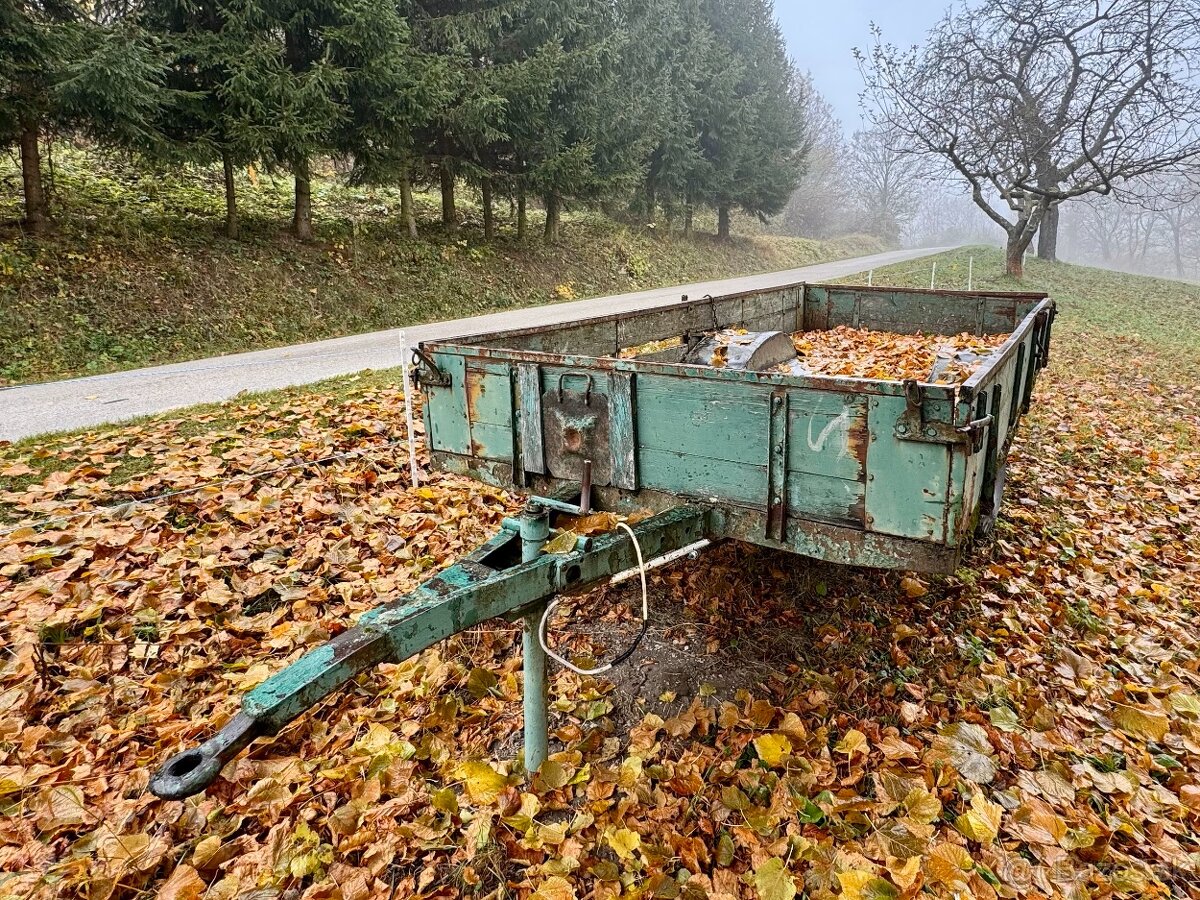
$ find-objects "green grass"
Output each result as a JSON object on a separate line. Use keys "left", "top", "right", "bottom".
{"left": 856, "top": 246, "right": 1200, "bottom": 368}
{"left": 0, "top": 146, "right": 885, "bottom": 385}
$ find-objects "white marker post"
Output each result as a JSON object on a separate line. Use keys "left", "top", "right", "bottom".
{"left": 867, "top": 269, "right": 873, "bottom": 286}
{"left": 967, "top": 256, "right": 974, "bottom": 291}
{"left": 399, "top": 330, "right": 421, "bottom": 487}
{"left": 930, "top": 261, "right": 937, "bottom": 290}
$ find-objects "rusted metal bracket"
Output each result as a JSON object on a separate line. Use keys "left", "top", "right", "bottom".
{"left": 896, "top": 380, "right": 992, "bottom": 452}
{"left": 411, "top": 348, "right": 451, "bottom": 387}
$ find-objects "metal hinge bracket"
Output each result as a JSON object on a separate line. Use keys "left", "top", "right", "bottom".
{"left": 411, "top": 348, "right": 451, "bottom": 388}
{"left": 896, "top": 380, "right": 991, "bottom": 453}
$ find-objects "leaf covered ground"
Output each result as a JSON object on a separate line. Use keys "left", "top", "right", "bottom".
{"left": 1, "top": 249, "right": 1199, "bottom": 900}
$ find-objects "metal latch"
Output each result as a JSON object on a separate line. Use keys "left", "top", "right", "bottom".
{"left": 896, "top": 380, "right": 991, "bottom": 452}
{"left": 411, "top": 348, "right": 451, "bottom": 387}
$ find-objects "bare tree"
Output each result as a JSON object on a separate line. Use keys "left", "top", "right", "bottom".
{"left": 859, "top": 0, "right": 1200, "bottom": 277}
{"left": 847, "top": 127, "right": 926, "bottom": 243}
{"left": 1062, "top": 170, "right": 1200, "bottom": 277}
{"left": 774, "top": 75, "right": 853, "bottom": 239}
{"left": 907, "top": 183, "right": 1003, "bottom": 248}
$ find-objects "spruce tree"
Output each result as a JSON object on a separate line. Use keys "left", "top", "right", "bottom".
{"left": 1, "top": 0, "right": 166, "bottom": 234}
{"left": 639, "top": 0, "right": 713, "bottom": 229}
{"left": 693, "top": 0, "right": 807, "bottom": 239}
{"left": 213, "top": 0, "right": 391, "bottom": 241}
{"left": 145, "top": 0, "right": 258, "bottom": 238}
{"left": 408, "top": 0, "right": 510, "bottom": 234}
{"left": 336, "top": 0, "right": 450, "bottom": 239}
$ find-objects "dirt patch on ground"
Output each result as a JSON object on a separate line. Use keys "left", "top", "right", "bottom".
{"left": 527, "top": 539, "right": 977, "bottom": 745}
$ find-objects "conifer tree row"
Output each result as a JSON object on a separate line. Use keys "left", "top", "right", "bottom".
{"left": 1, "top": 0, "right": 809, "bottom": 241}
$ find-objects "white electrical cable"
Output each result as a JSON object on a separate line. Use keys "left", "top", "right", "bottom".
{"left": 538, "top": 522, "right": 648, "bottom": 675}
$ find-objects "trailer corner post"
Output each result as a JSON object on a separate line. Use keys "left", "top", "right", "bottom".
{"left": 518, "top": 501, "right": 551, "bottom": 775}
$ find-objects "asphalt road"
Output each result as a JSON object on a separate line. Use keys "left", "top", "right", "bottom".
{"left": 0, "top": 246, "right": 952, "bottom": 441}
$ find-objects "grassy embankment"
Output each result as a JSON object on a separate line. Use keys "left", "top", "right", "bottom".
{"left": 0, "top": 149, "right": 884, "bottom": 385}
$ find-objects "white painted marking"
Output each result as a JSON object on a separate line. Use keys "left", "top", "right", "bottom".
{"left": 807, "top": 408, "right": 851, "bottom": 455}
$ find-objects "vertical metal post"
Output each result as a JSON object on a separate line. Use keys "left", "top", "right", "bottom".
{"left": 867, "top": 269, "right": 873, "bottom": 286}
{"left": 579, "top": 459, "right": 593, "bottom": 515}
{"left": 967, "top": 256, "right": 974, "bottom": 291}
{"left": 930, "top": 261, "right": 937, "bottom": 290}
{"left": 518, "top": 502, "right": 551, "bottom": 774}
{"left": 399, "top": 331, "right": 421, "bottom": 487}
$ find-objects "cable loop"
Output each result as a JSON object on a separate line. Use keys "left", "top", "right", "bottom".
{"left": 538, "top": 522, "right": 648, "bottom": 675}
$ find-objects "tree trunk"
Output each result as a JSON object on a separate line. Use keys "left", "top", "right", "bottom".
{"left": 1005, "top": 233, "right": 1028, "bottom": 279}
{"left": 684, "top": 193, "right": 693, "bottom": 236}
{"left": 1036, "top": 204, "right": 1059, "bottom": 261}
{"left": 440, "top": 161, "right": 457, "bottom": 233}
{"left": 221, "top": 150, "right": 239, "bottom": 240}
{"left": 543, "top": 192, "right": 560, "bottom": 243}
{"left": 400, "top": 169, "right": 417, "bottom": 238}
{"left": 292, "top": 159, "right": 313, "bottom": 241}
{"left": 19, "top": 125, "right": 49, "bottom": 235}
{"left": 517, "top": 185, "right": 527, "bottom": 240}
{"left": 1172, "top": 216, "right": 1184, "bottom": 279}
{"left": 717, "top": 204, "right": 731, "bottom": 240}
{"left": 481, "top": 175, "right": 494, "bottom": 240}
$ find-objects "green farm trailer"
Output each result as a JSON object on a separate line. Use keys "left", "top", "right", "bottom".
{"left": 151, "top": 281, "right": 1055, "bottom": 800}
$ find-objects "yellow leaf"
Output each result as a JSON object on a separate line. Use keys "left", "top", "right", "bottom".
{"left": 607, "top": 827, "right": 641, "bottom": 861}
{"left": 157, "top": 864, "right": 205, "bottom": 900}
{"left": 1111, "top": 701, "right": 1169, "bottom": 742}
{"left": 753, "top": 733, "right": 792, "bottom": 768}
{"left": 955, "top": 791, "right": 1002, "bottom": 843}
{"left": 456, "top": 760, "right": 509, "bottom": 805}
{"left": 753, "top": 858, "right": 797, "bottom": 900}
{"left": 535, "top": 759, "right": 570, "bottom": 791}
{"left": 837, "top": 869, "right": 898, "bottom": 900}
{"left": 901, "top": 787, "right": 942, "bottom": 825}
{"left": 885, "top": 855, "right": 921, "bottom": 891}
{"left": 542, "top": 529, "right": 580, "bottom": 555}
{"left": 431, "top": 786, "right": 459, "bottom": 815}
{"left": 354, "top": 723, "right": 403, "bottom": 758}
{"left": 532, "top": 876, "right": 577, "bottom": 900}
{"left": 900, "top": 576, "right": 928, "bottom": 598}
{"left": 236, "top": 663, "right": 272, "bottom": 690}
{"left": 924, "top": 843, "right": 974, "bottom": 887}
{"left": 1169, "top": 692, "right": 1200, "bottom": 719}
{"left": 190, "top": 835, "right": 222, "bottom": 869}
{"left": 618, "top": 756, "right": 643, "bottom": 789}
{"left": 835, "top": 728, "right": 869, "bottom": 758}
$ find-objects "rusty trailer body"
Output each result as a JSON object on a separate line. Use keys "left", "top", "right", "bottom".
{"left": 417, "top": 282, "right": 1056, "bottom": 574}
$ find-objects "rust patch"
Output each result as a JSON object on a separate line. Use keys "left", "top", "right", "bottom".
{"left": 848, "top": 495, "right": 867, "bottom": 527}
{"left": 847, "top": 409, "right": 870, "bottom": 472}
{"left": 329, "top": 625, "right": 388, "bottom": 665}
{"left": 465, "top": 370, "right": 487, "bottom": 423}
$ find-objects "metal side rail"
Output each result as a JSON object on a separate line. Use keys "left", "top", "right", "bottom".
{"left": 149, "top": 504, "right": 712, "bottom": 800}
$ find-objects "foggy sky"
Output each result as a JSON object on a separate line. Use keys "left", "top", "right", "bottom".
{"left": 776, "top": 0, "right": 953, "bottom": 130}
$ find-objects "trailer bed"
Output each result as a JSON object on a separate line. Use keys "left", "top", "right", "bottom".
{"left": 415, "top": 281, "right": 1055, "bottom": 573}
